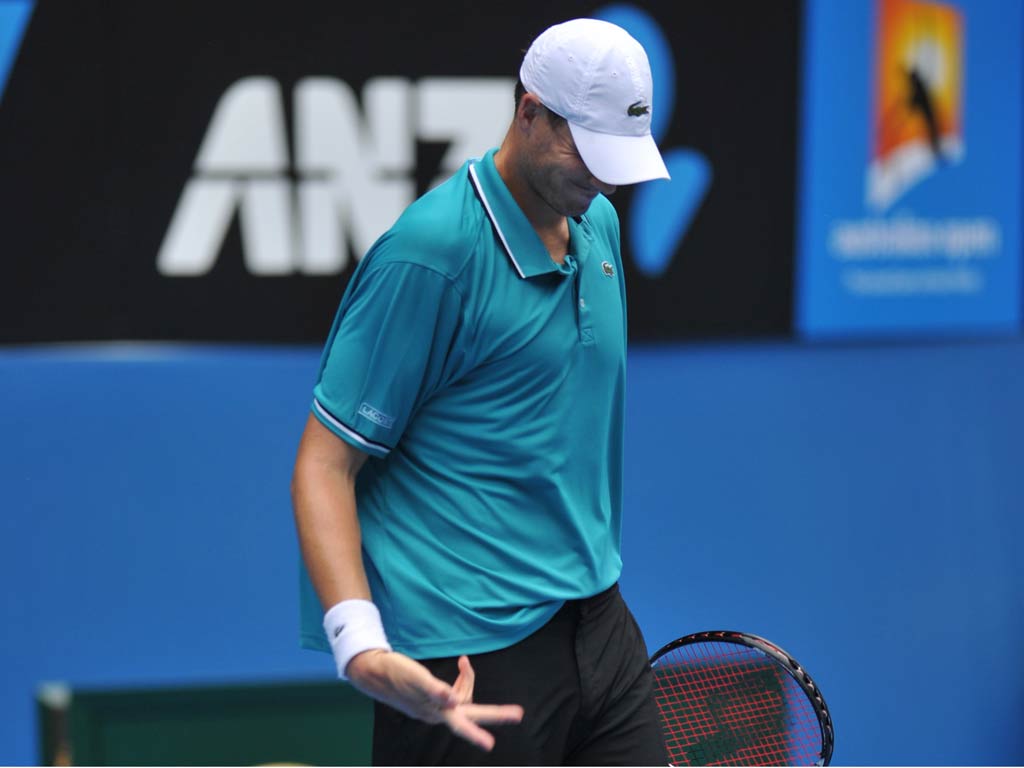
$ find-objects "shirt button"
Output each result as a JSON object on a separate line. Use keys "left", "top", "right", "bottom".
{"left": 579, "top": 298, "right": 586, "bottom": 308}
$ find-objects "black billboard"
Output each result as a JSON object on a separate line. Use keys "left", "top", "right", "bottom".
{"left": 0, "top": 1, "right": 800, "bottom": 343}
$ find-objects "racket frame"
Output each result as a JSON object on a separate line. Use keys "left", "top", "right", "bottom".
{"left": 649, "top": 630, "right": 835, "bottom": 767}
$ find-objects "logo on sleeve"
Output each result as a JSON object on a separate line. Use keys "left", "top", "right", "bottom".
{"left": 358, "top": 402, "right": 396, "bottom": 429}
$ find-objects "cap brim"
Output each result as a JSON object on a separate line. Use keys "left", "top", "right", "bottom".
{"left": 568, "top": 123, "right": 670, "bottom": 186}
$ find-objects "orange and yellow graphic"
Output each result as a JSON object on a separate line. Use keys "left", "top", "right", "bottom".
{"left": 868, "top": 0, "right": 964, "bottom": 210}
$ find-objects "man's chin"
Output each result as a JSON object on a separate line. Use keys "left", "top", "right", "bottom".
{"left": 562, "top": 195, "right": 596, "bottom": 218}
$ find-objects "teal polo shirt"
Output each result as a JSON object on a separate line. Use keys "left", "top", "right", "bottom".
{"left": 301, "top": 147, "right": 628, "bottom": 659}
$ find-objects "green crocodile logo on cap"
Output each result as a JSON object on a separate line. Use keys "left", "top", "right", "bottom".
{"left": 627, "top": 100, "right": 649, "bottom": 117}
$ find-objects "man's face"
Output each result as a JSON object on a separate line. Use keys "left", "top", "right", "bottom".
{"left": 523, "top": 108, "right": 617, "bottom": 218}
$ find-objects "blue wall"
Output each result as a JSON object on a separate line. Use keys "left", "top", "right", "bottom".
{"left": 3, "top": 340, "right": 1023, "bottom": 765}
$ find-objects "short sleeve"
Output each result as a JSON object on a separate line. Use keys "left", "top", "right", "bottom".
{"left": 311, "top": 258, "right": 463, "bottom": 457}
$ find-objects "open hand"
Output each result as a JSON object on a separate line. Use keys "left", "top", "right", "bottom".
{"left": 346, "top": 650, "right": 524, "bottom": 751}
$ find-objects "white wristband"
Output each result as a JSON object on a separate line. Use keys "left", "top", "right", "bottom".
{"left": 323, "top": 599, "right": 392, "bottom": 681}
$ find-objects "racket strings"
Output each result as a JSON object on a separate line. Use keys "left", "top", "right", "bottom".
{"left": 653, "top": 641, "right": 823, "bottom": 766}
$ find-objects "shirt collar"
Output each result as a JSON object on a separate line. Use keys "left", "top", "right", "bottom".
{"left": 469, "top": 148, "right": 591, "bottom": 279}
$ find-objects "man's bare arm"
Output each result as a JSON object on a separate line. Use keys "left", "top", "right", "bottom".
{"left": 292, "top": 412, "right": 372, "bottom": 608}
{"left": 290, "top": 413, "right": 523, "bottom": 751}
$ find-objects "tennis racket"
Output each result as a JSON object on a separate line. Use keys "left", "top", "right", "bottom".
{"left": 650, "top": 630, "right": 834, "bottom": 766}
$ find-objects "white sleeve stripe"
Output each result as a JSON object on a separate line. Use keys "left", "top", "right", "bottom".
{"left": 313, "top": 399, "right": 391, "bottom": 455}
{"left": 468, "top": 162, "right": 526, "bottom": 279}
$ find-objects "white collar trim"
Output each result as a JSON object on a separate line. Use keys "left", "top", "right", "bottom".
{"left": 468, "top": 162, "right": 525, "bottom": 279}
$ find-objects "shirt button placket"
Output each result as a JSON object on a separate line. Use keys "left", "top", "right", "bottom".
{"left": 578, "top": 274, "right": 593, "bottom": 344}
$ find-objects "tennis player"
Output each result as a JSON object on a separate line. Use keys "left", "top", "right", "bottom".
{"left": 292, "top": 18, "right": 670, "bottom": 765}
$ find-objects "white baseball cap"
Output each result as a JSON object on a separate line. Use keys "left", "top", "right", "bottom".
{"left": 520, "top": 18, "right": 670, "bottom": 186}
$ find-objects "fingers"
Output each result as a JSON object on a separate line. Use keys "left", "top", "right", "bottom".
{"left": 418, "top": 674, "right": 459, "bottom": 710}
{"left": 443, "top": 657, "right": 523, "bottom": 752}
{"left": 445, "top": 709, "right": 497, "bottom": 752}
{"left": 444, "top": 705, "right": 525, "bottom": 753}
{"left": 457, "top": 703, "right": 525, "bottom": 725}
{"left": 348, "top": 649, "right": 524, "bottom": 753}
{"left": 451, "top": 655, "right": 475, "bottom": 703}
{"left": 442, "top": 701, "right": 525, "bottom": 753}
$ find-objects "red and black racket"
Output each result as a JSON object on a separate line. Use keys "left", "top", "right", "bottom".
{"left": 650, "top": 631, "right": 834, "bottom": 766}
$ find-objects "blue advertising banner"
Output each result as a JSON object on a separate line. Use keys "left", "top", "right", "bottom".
{"left": 796, "top": 0, "right": 1023, "bottom": 338}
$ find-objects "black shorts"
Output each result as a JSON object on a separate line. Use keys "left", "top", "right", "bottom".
{"left": 371, "top": 584, "right": 667, "bottom": 765}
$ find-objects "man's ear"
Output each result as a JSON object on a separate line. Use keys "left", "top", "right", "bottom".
{"left": 516, "top": 92, "right": 545, "bottom": 129}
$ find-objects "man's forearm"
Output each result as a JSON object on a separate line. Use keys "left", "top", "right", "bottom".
{"left": 291, "top": 413, "right": 373, "bottom": 609}
{"left": 291, "top": 422, "right": 393, "bottom": 679}
{"left": 292, "top": 458, "right": 372, "bottom": 608}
